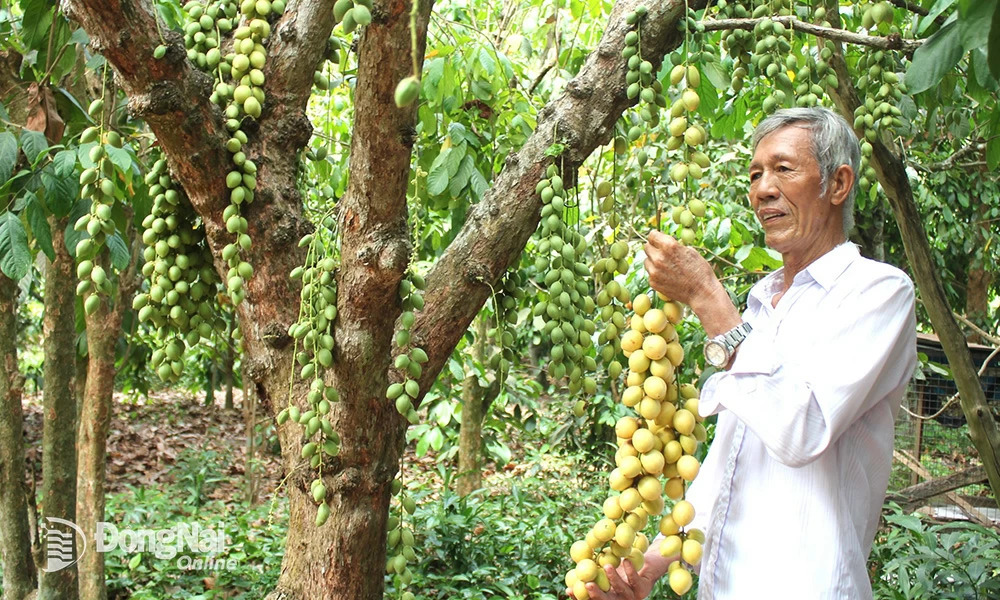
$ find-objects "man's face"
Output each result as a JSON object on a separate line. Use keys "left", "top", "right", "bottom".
{"left": 748, "top": 126, "right": 843, "bottom": 257}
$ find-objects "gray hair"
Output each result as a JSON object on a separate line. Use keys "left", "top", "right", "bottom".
{"left": 751, "top": 107, "right": 861, "bottom": 235}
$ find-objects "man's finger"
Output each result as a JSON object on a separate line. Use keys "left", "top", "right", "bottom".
{"left": 621, "top": 558, "right": 640, "bottom": 583}
{"left": 605, "top": 564, "right": 629, "bottom": 595}
{"left": 586, "top": 582, "right": 610, "bottom": 600}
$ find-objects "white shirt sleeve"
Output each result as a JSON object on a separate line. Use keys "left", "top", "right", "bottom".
{"left": 697, "top": 272, "right": 915, "bottom": 468}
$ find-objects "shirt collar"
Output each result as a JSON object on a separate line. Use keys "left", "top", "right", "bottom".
{"left": 748, "top": 242, "right": 860, "bottom": 309}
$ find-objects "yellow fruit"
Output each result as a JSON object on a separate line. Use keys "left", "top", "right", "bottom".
{"left": 594, "top": 518, "right": 616, "bottom": 542}
{"left": 603, "top": 496, "right": 624, "bottom": 520}
{"left": 566, "top": 568, "right": 579, "bottom": 588}
{"left": 632, "top": 293, "right": 651, "bottom": 315}
{"left": 626, "top": 370, "right": 646, "bottom": 387}
{"left": 677, "top": 454, "right": 701, "bottom": 481}
{"left": 672, "top": 500, "right": 695, "bottom": 527}
{"left": 687, "top": 528, "right": 705, "bottom": 544}
{"left": 619, "top": 487, "right": 642, "bottom": 512}
{"left": 684, "top": 398, "right": 701, "bottom": 420}
{"left": 670, "top": 64, "right": 686, "bottom": 85}
{"left": 614, "top": 522, "right": 636, "bottom": 548}
{"left": 669, "top": 567, "right": 693, "bottom": 595}
{"left": 572, "top": 579, "right": 590, "bottom": 600}
{"left": 637, "top": 475, "right": 662, "bottom": 501}
{"left": 627, "top": 547, "right": 645, "bottom": 571}
{"left": 641, "top": 334, "right": 668, "bottom": 360}
{"left": 598, "top": 549, "right": 620, "bottom": 568}
{"left": 621, "top": 330, "right": 644, "bottom": 353}
{"left": 662, "top": 301, "right": 683, "bottom": 324}
{"left": 649, "top": 357, "right": 675, "bottom": 380}
{"left": 571, "top": 540, "right": 593, "bottom": 563}
{"left": 664, "top": 476, "right": 684, "bottom": 500}
{"left": 609, "top": 468, "right": 632, "bottom": 491}
{"left": 626, "top": 507, "right": 648, "bottom": 530}
{"left": 659, "top": 515, "right": 681, "bottom": 535}
{"left": 668, "top": 116, "right": 688, "bottom": 137}
{"left": 642, "top": 308, "right": 668, "bottom": 333}
{"left": 655, "top": 400, "right": 677, "bottom": 428}
{"left": 663, "top": 462, "right": 679, "bottom": 479}
{"left": 586, "top": 530, "right": 601, "bottom": 549}
{"left": 673, "top": 409, "right": 696, "bottom": 436}
{"left": 616, "top": 441, "right": 638, "bottom": 457}
{"left": 615, "top": 416, "right": 639, "bottom": 439}
{"left": 634, "top": 532, "right": 650, "bottom": 553}
{"left": 642, "top": 494, "right": 665, "bottom": 515}
{"left": 682, "top": 539, "right": 703, "bottom": 565}
{"left": 642, "top": 376, "right": 667, "bottom": 400}
{"left": 622, "top": 385, "right": 643, "bottom": 407}
{"left": 640, "top": 450, "right": 665, "bottom": 475}
{"left": 660, "top": 534, "right": 682, "bottom": 559}
{"left": 629, "top": 314, "right": 647, "bottom": 333}
{"left": 679, "top": 382, "right": 699, "bottom": 399}
{"left": 679, "top": 434, "right": 698, "bottom": 455}
{"left": 638, "top": 397, "right": 661, "bottom": 420}
{"left": 631, "top": 428, "right": 655, "bottom": 453}
{"left": 663, "top": 440, "right": 682, "bottom": 464}
{"left": 665, "top": 342, "right": 684, "bottom": 366}
{"left": 682, "top": 88, "right": 700, "bottom": 112}
{"left": 620, "top": 455, "right": 643, "bottom": 478}
{"left": 576, "top": 558, "right": 599, "bottom": 582}
{"left": 628, "top": 350, "right": 651, "bottom": 373}
{"left": 595, "top": 568, "right": 611, "bottom": 592}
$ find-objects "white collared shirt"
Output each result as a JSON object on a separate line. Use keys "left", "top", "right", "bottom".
{"left": 686, "top": 242, "right": 916, "bottom": 600}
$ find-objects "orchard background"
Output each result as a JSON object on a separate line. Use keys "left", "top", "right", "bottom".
{"left": 1, "top": 0, "right": 999, "bottom": 599}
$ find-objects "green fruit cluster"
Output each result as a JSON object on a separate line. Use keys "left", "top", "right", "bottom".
{"left": 385, "top": 479, "right": 418, "bottom": 596}
{"left": 287, "top": 224, "right": 341, "bottom": 393}
{"left": 593, "top": 240, "right": 629, "bottom": 381}
{"left": 177, "top": 1, "right": 242, "bottom": 75}
{"left": 715, "top": 0, "right": 753, "bottom": 93}
{"left": 134, "top": 158, "right": 225, "bottom": 381}
{"left": 488, "top": 270, "right": 526, "bottom": 373}
{"left": 334, "top": 0, "right": 373, "bottom": 34}
{"left": 861, "top": 0, "right": 895, "bottom": 30}
{"left": 664, "top": 62, "right": 710, "bottom": 245}
{"left": 385, "top": 273, "right": 428, "bottom": 424}
{"left": 74, "top": 98, "right": 124, "bottom": 315}
{"left": 623, "top": 6, "right": 667, "bottom": 131}
{"left": 853, "top": 48, "right": 904, "bottom": 190}
{"left": 750, "top": 16, "right": 795, "bottom": 114}
{"left": 532, "top": 165, "right": 598, "bottom": 395}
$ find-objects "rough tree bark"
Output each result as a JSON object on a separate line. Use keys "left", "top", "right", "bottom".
{"left": 827, "top": 44, "right": 1000, "bottom": 509}
{"left": 64, "top": 0, "right": 700, "bottom": 596}
{"left": 40, "top": 218, "right": 79, "bottom": 599}
{"left": 76, "top": 242, "right": 140, "bottom": 600}
{"left": 0, "top": 273, "right": 36, "bottom": 600}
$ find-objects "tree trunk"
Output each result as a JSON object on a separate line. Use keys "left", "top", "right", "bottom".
{"left": 965, "top": 199, "right": 992, "bottom": 344}
{"left": 40, "top": 217, "right": 79, "bottom": 599}
{"left": 224, "top": 317, "right": 234, "bottom": 410}
{"left": 76, "top": 248, "right": 136, "bottom": 600}
{"left": 827, "top": 46, "right": 1000, "bottom": 509}
{"left": 853, "top": 196, "right": 885, "bottom": 262}
{"left": 457, "top": 317, "right": 500, "bottom": 496}
{"left": 0, "top": 272, "right": 36, "bottom": 600}
{"left": 65, "top": 0, "right": 700, "bottom": 596}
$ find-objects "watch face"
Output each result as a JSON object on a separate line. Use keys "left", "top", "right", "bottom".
{"left": 705, "top": 341, "right": 728, "bottom": 367}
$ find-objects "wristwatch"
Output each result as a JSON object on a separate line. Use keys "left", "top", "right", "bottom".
{"left": 703, "top": 322, "right": 753, "bottom": 368}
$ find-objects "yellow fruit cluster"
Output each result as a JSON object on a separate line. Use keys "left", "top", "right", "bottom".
{"left": 567, "top": 291, "right": 707, "bottom": 598}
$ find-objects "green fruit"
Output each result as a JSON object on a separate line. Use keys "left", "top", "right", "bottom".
{"left": 315, "top": 502, "right": 330, "bottom": 526}
{"left": 394, "top": 76, "right": 420, "bottom": 108}
{"left": 84, "top": 294, "right": 101, "bottom": 315}
{"left": 154, "top": 45, "right": 167, "bottom": 59}
{"left": 88, "top": 99, "right": 105, "bottom": 118}
{"left": 243, "top": 96, "right": 262, "bottom": 118}
{"left": 404, "top": 379, "right": 419, "bottom": 398}
{"left": 353, "top": 4, "right": 371, "bottom": 25}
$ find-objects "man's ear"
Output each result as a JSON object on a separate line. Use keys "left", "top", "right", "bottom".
{"left": 828, "top": 164, "right": 854, "bottom": 207}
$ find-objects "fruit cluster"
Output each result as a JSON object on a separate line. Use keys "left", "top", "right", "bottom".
{"left": 532, "top": 165, "right": 598, "bottom": 395}
{"left": 134, "top": 157, "right": 225, "bottom": 381}
{"left": 488, "top": 270, "right": 526, "bottom": 373}
{"left": 74, "top": 97, "right": 126, "bottom": 314}
{"left": 567, "top": 291, "right": 707, "bottom": 598}
{"left": 385, "top": 273, "right": 429, "bottom": 425}
{"left": 385, "top": 478, "right": 418, "bottom": 599}
{"left": 334, "top": 0, "right": 372, "bottom": 34}
{"left": 593, "top": 240, "right": 630, "bottom": 382}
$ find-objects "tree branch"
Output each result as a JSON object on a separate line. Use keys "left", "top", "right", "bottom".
{"left": 700, "top": 16, "right": 924, "bottom": 54}
{"left": 410, "top": 0, "right": 706, "bottom": 402}
{"left": 910, "top": 143, "right": 985, "bottom": 172}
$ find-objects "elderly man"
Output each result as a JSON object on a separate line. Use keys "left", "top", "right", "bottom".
{"left": 582, "top": 107, "right": 916, "bottom": 599}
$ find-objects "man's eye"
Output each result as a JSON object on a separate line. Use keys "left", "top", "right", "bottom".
{"left": 749, "top": 172, "right": 760, "bottom": 181}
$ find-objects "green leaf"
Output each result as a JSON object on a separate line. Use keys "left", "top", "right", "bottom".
{"left": 25, "top": 192, "right": 55, "bottom": 260}
{"left": 919, "top": 0, "right": 957, "bottom": 34}
{"left": 906, "top": 20, "right": 964, "bottom": 94}
{"left": 20, "top": 130, "right": 48, "bottom": 165}
{"left": 0, "top": 211, "right": 31, "bottom": 281}
{"left": 468, "top": 166, "right": 489, "bottom": 201}
{"left": 990, "top": 0, "right": 1000, "bottom": 78}
{"left": 0, "top": 131, "right": 17, "bottom": 184}
{"left": 448, "top": 358, "right": 465, "bottom": 381}
{"left": 105, "top": 145, "right": 132, "bottom": 173}
{"left": 448, "top": 154, "right": 475, "bottom": 196}
{"left": 700, "top": 60, "right": 729, "bottom": 94}
{"left": 41, "top": 167, "right": 77, "bottom": 218}
{"left": 52, "top": 149, "right": 77, "bottom": 178}
{"left": 479, "top": 47, "right": 497, "bottom": 77}
{"left": 427, "top": 163, "right": 450, "bottom": 197}
{"left": 986, "top": 111, "right": 1000, "bottom": 169}
{"left": 107, "top": 232, "right": 130, "bottom": 271}
{"left": 128, "top": 553, "right": 142, "bottom": 570}
{"left": 958, "top": 0, "right": 997, "bottom": 51}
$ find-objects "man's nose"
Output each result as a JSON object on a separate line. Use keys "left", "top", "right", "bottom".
{"left": 754, "top": 171, "right": 780, "bottom": 201}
